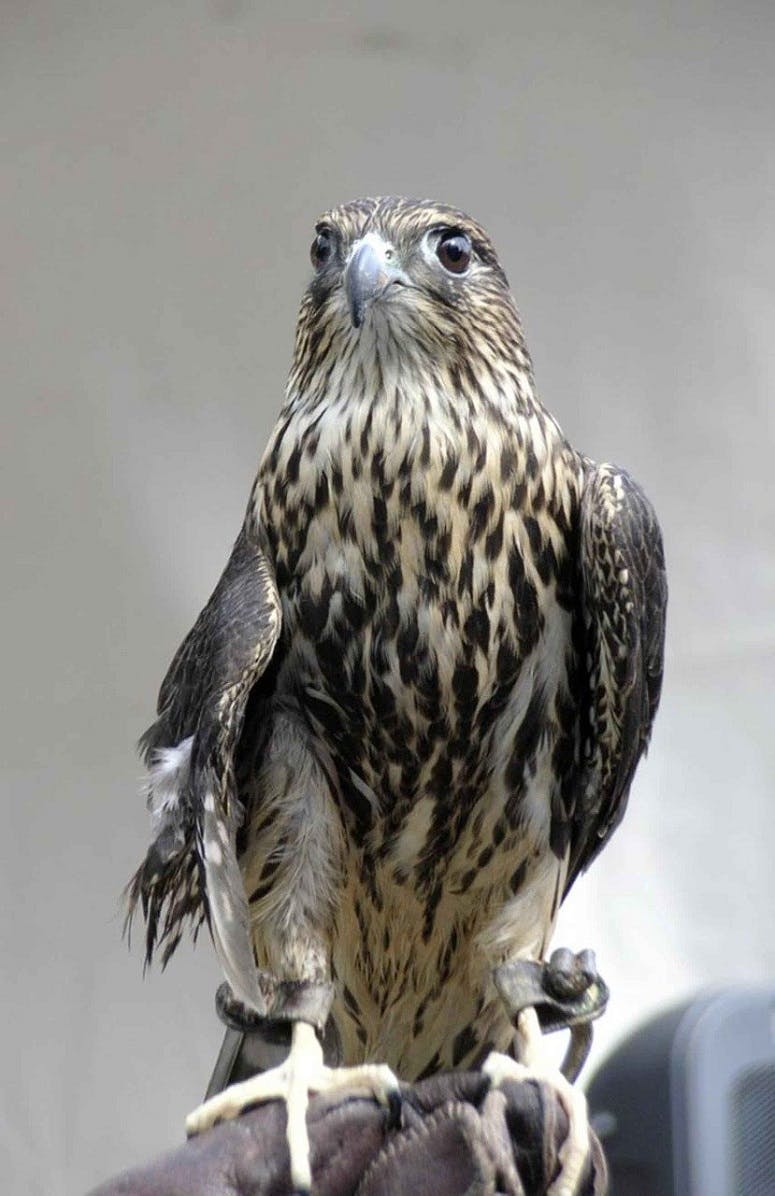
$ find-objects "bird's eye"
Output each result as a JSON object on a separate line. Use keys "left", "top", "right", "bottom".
{"left": 436, "top": 231, "right": 472, "bottom": 275}
{"left": 310, "top": 229, "right": 334, "bottom": 270}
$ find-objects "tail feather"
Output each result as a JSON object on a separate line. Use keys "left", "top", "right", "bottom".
{"left": 124, "top": 732, "right": 206, "bottom": 967}
{"left": 200, "top": 788, "right": 264, "bottom": 1010}
{"left": 124, "top": 825, "right": 204, "bottom": 969}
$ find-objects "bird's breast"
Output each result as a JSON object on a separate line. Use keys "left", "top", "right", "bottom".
{"left": 257, "top": 388, "right": 579, "bottom": 846}
{"left": 249, "top": 390, "right": 583, "bottom": 1067}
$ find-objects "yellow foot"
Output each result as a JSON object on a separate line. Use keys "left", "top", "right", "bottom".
{"left": 483, "top": 1009, "right": 590, "bottom": 1196}
{"left": 186, "top": 1021, "right": 399, "bottom": 1193}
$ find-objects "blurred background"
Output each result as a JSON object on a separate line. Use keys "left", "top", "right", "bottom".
{"left": 2, "top": 2, "right": 773, "bottom": 1191}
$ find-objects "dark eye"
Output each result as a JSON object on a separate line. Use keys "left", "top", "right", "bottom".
{"left": 436, "top": 231, "right": 472, "bottom": 274}
{"left": 310, "top": 229, "right": 334, "bottom": 269}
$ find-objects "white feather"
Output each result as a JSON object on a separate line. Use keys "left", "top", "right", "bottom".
{"left": 144, "top": 735, "right": 193, "bottom": 835}
{"left": 202, "top": 796, "right": 263, "bottom": 1011}
{"left": 241, "top": 711, "right": 344, "bottom": 981}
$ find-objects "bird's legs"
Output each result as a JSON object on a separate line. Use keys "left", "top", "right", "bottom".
{"left": 484, "top": 1006, "right": 590, "bottom": 1196}
{"left": 483, "top": 1009, "right": 588, "bottom": 1196}
{"left": 484, "top": 949, "right": 608, "bottom": 1196}
{"left": 187, "top": 1017, "right": 400, "bottom": 1192}
{"left": 185, "top": 711, "right": 404, "bottom": 1188}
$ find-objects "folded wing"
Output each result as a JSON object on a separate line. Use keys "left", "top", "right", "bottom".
{"left": 126, "top": 521, "right": 281, "bottom": 1008}
{"left": 565, "top": 463, "right": 667, "bottom": 894}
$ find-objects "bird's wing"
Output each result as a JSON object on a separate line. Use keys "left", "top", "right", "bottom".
{"left": 564, "top": 463, "right": 667, "bottom": 895}
{"left": 126, "top": 520, "right": 281, "bottom": 1007}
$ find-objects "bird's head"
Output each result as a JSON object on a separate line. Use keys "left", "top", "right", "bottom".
{"left": 289, "top": 197, "right": 533, "bottom": 401}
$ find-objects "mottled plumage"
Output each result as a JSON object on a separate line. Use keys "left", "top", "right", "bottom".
{"left": 127, "top": 197, "right": 666, "bottom": 1085}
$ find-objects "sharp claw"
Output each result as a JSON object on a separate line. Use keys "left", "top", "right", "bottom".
{"left": 386, "top": 1088, "right": 403, "bottom": 1131}
{"left": 188, "top": 1021, "right": 399, "bottom": 1189}
{"left": 484, "top": 1030, "right": 591, "bottom": 1196}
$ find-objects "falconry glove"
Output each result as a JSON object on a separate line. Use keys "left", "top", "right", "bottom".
{"left": 89, "top": 1070, "right": 607, "bottom": 1196}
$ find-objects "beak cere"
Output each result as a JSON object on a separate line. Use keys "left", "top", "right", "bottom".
{"left": 345, "top": 235, "right": 399, "bottom": 328}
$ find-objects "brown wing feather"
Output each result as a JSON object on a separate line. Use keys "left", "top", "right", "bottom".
{"left": 125, "top": 518, "right": 281, "bottom": 976}
{"left": 565, "top": 463, "right": 667, "bottom": 894}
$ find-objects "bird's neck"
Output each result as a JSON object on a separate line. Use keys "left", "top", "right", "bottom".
{"left": 288, "top": 328, "right": 544, "bottom": 428}
{"left": 255, "top": 347, "right": 572, "bottom": 528}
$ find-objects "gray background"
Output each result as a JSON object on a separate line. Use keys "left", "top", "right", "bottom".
{"left": 2, "top": 2, "right": 773, "bottom": 1192}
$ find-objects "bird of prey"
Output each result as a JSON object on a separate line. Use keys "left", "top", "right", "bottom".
{"left": 127, "top": 197, "right": 666, "bottom": 1195}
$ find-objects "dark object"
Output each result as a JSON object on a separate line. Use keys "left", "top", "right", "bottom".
{"left": 586, "top": 987, "right": 775, "bottom": 1196}
{"left": 495, "top": 949, "right": 609, "bottom": 1082}
{"left": 88, "top": 1070, "right": 608, "bottom": 1196}
{"left": 206, "top": 982, "right": 343, "bottom": 1100}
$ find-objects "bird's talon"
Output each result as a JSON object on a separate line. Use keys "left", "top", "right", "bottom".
{"left": 386, "top": 1088, "right": 403, "bottom": 1130}
{"left": 485, "top": 1006, "right": 592, "bottom": 1195}
{"left": 186, "top": 1022, "right": 399, "bottom": 1187}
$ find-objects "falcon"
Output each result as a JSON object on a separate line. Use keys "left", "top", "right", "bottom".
{"left": 127, "top": 197, "right": 666, "bottom": 1195}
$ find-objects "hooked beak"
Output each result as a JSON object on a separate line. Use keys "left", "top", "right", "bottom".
{"left": 345, "top": 235, "right": 406, "bottom": 328}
